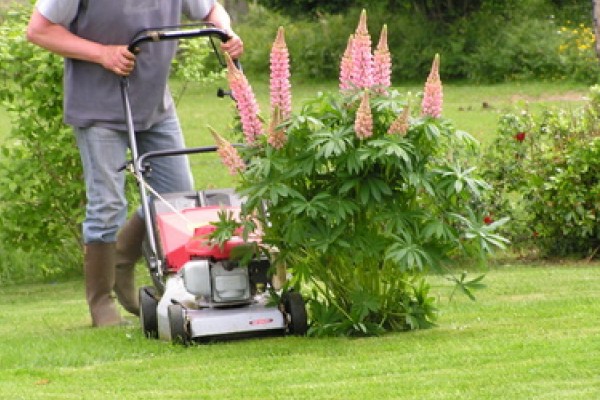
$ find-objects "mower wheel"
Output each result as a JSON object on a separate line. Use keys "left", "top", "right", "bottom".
{"left": 139, "top": 286, "right": 158, "bottom": 339}
{"left": 283, "top": 291, "right": 308, "bottom": 336}
{"left": 168, "top": 303, "right": 190, "bottom": 345}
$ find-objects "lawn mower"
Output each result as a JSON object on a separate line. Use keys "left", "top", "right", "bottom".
{"left": 120, "top": 25, "right": 308, "bottom": 344}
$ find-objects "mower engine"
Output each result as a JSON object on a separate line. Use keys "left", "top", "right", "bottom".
{"left": 183, "top": 260, "right": 251, "bottom": 303}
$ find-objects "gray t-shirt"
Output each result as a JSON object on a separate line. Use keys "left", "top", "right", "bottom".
{"left": 37, "top": 0, "right": 214, "bottom": 27}
{"left": 36, "top": 0, "right": 216, "bottom": 130}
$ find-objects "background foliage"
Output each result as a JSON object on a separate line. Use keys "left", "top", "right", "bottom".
{"left": 254, "top": 0, "right": 584, "bottom": 22}
{"left": 0, "top": 6, "right": 83, "bottom": 280}
{"left": 480, "top": 85, "right": 600, "bottom": 258}
{"left": 254, "top": 0, "right": 519, "bottom": 22}
{"left": 239, "top": 1, "right": 599, "bottom": 83}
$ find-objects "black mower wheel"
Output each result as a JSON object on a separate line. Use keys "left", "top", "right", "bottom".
{"left": 139, "top": 286, "right": 159, "bottom": 339}
{"left": 168, "top": 303, "right": 190, "bottom": 345}
{"left": 283, "top": 291, "right": 308, "bottom": 336}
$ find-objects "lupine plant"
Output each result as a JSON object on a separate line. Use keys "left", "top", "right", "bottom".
{"left": 213, "top": 10, "right": 507, "bottom": 336}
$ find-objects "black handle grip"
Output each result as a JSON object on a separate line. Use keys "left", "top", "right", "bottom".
{"left": 127, "top": 26, "right": 231, "bottom": 54}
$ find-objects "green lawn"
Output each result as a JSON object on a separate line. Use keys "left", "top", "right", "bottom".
{"left": 1, "top": 262, "right": 599, "bottom": 399}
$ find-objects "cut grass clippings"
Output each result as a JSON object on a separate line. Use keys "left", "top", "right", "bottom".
{"left": 1, "top": 263, "right": 599, "bottom": 399}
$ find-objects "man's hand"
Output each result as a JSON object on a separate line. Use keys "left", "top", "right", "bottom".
{"left": 221, "top": 30, "right": 244, "bottom": 60}
{"left": 100, "top": 45, "right": 136, "bottom": 76}
{"left": 203, "top": 2, "right": 244, "bottom": 60}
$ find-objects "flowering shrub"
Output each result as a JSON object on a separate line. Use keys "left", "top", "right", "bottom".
{"left": 556, "top": 22, "right": 599, "bottom": 83}
{"left": 214, "top": 11, "right": 507, "bottom": 336}
{"left": 481, "top": 86, "right": 600, "bottom": 258}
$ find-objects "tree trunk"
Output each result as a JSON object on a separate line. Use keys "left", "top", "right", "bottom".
{"left": 222, "top": 0, "right": 250, "bottom": 23}
{"left": 593, "top": 0, "right": 600, "bottom": 61}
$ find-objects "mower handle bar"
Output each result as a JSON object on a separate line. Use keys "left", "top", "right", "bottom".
{"left": 126, "top": 25, "right": 241, "bottom": 70}
{"left": 127, "top": 26, "right": 229, "bottom": 54}
{"left": 135, "top": 144, "right": 243, "bottom": 174}
{"left": 121, "top": 25, "right": 240, "bottom": 285}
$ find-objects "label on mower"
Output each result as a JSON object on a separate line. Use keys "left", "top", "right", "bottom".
{"left": 249, "top": 318, "right": 274, "bottom": 326}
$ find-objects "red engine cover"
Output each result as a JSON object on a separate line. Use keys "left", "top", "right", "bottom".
{"left": 154, "top": 206, "right": 256, "bottom": 272}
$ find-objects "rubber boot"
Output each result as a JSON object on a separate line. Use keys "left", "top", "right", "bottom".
{"left": 84, "top": 243, "right": 123, "bottom": 327}
{"left": 114, "top": 214, "right": 145, "bottom": 316}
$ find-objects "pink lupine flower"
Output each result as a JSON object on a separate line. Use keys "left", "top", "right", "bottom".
{"left": 210, "top": 128, "right": 246, "bottom": 175}
{"left": 373, "top": 25, "right": 391, "bottom": 92}
{"left": 355, "top": 91, "right": 373, "bottom": 139}
{"left": 267, "top": 106, "right": 287, "bottom": 150}
{"left": 350, "top": 10, "right": 374, "bottom": 90}
{"left": 388, "top": 105, "right": 410, "bottom": 136}
{"left": 340, "top": 35, "right": 355, "bottom": 91}
{"left": 270, "top": 26, "right": 292, "bottom": 118}
{"left": 421, "top": 54, "right": 443, "bottom": 118}
{"left": 225, "top": 53, "right": 264, "bottom": 145}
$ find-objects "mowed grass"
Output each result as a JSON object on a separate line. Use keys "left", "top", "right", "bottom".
{"left": 1, "top": 263, "right": 599, "bottom": 399}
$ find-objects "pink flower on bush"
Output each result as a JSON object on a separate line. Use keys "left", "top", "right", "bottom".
{"left": 373, "top": 25, "right": 391, "bottom": 92}
{"left": 340, "top": 35, "right": 355, "bottom": 91}
{"left": 210, "top": 128, "right": 246, "bottom": 175}
{"left": 421, "top": 54, "right": 443, "bottom": 118}
{"left": 225, "top": 53, "right": 263, "bottom": 145}
{"left": 270, "top": 27, "right": 292, "bottom": 118}
{"left": 355, "top": 91, "right": 373, "bottom": 139}
{"left": 388, "top": 105, "right": 410, "bottom": 135}
{"left": 515, "top": 132, "right": 526, "bottom": 142}
{"left": 350, "top": 10, "right": 374, "bottom": 90}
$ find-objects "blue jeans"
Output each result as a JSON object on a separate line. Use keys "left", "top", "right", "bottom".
{"left": 75, "top": 115, "right": 193, "bottom": 244}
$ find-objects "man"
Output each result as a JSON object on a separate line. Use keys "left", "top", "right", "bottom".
{"left": 27, "top": 0, "right": 244, "bottom": 327}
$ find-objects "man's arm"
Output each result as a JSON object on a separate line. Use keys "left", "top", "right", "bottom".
{"left": 203, "top": 2, "right": 244, "bottom": 59}
{"left": 26, "top": 9, "right": 135, "bottom": 76}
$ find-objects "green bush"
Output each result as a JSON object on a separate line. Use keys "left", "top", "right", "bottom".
{"left": 171, "top": 36, "right": 226, "bottom": 83}
{"left": 451, "top": 6, "right": 600, "bottom": 83}
{"left": 556, "top": 21, "right": 600, "bottom": 83}
{"left": 232, "top": 87, "right": 506, "bottom": 336}
{"left": 452, "top": 14, "right": 561, "bottom": 82}
{"left": 0, "top": 5, "right": 84, "bottom": 281}
{"left": 416, "top": 1, "right": 600, "bottom": 83}
{"left": 480, "top": 86, "right": 600, "bottom": 257}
